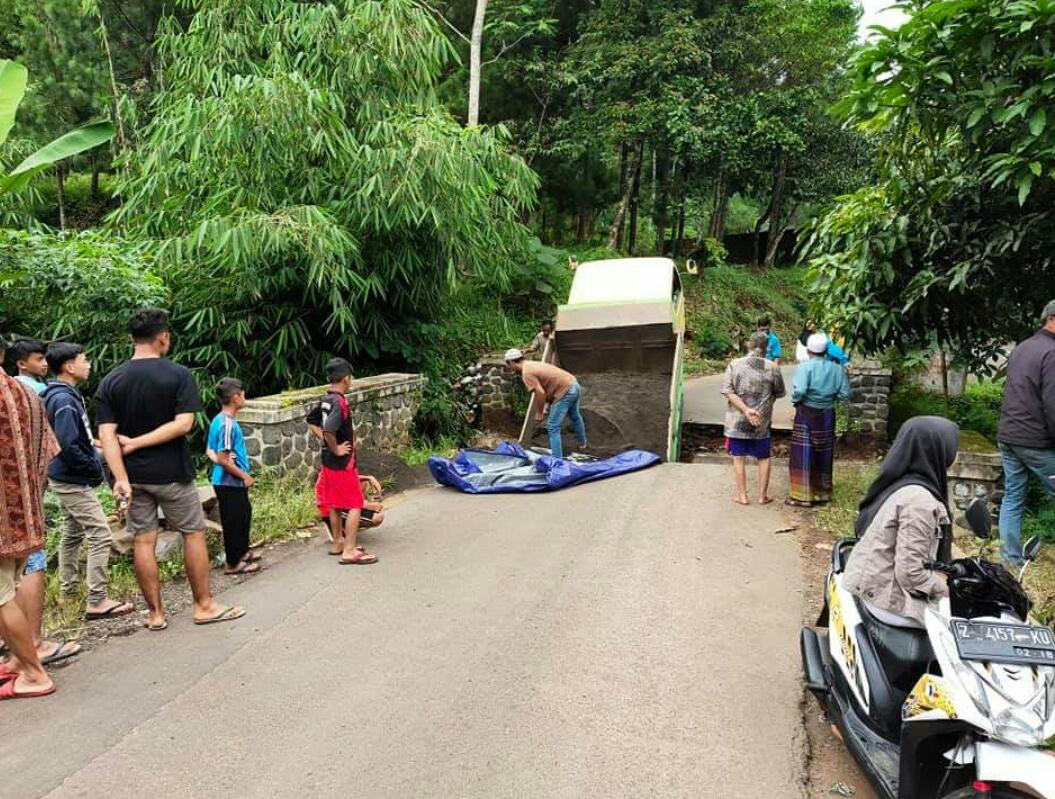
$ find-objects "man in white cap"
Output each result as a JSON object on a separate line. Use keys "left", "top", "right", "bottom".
{"left": 997, "top": 300, "right": 1055, "bottom": 565}
{"left": 504, "top": 348, "right": 586, "bottom": 459}
{"left": 787, "top": 332, "right": 851, "bottom": 506}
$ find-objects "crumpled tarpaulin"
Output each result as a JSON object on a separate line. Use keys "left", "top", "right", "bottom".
{"left": 428, "top": 441, "right": 661, "bottom": 494}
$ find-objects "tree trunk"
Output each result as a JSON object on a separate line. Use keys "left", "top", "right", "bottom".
{"left": 607, "top": 141, "right": 642, "bottom": 251}
{"left": 654, "top": 154, "right": 670, "bottom": 255}
{"left": 762, "top": 156, "right": 789, "bottom": 268}
{"left": 672, "top": 192, "right": 687, "bottom": 258}
{"left": 707, "top": 173, "right": 729, "bottom": 240}
{"left": 467, "top": 0, "right": 488, "bottom": 127}
{"left": 627, "top": 142, "right": 645, "bottom": 255}
{"left": 764, "top": 201, "right": 798, "bottom": 269}
{"left": 90, "top": 153, "right": 101, "bottom": 198}
{"left": 56, "top": 167, "right": 67, "bottom": 233}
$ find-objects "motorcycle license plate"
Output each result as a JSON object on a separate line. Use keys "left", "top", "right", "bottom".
{"left": 951, "top": 620, "right": 1055, "bottom": 666}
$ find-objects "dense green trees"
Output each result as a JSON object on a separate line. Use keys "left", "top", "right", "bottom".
{"left": 804, "top": 0, "right": 1055, "bottom": 371}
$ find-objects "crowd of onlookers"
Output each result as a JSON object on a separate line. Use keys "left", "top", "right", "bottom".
{"left": 722, "top": 300, "right": 1055, "bottom": 572}
{"left": 0, "top": 307, "right": 385, "bottom": 700}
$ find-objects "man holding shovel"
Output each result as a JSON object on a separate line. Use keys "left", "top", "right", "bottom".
{"left": 504, "top": 348, "right": 587, "bottom": 459}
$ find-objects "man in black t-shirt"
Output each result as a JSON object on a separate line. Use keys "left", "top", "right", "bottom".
{"left": 96, "top": 308, "right": 245, "bottom": 630}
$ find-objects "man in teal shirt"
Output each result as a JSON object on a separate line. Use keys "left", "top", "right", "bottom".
{"left": 757, "top": 317, "right": 782, "bottom": 364}
{"left": 788, "top": 333, "right": 851, "bottom": 506}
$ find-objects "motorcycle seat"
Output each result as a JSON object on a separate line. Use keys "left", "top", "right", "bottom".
{"left": 856, "top": 599, "right": 935, "bottom": 692}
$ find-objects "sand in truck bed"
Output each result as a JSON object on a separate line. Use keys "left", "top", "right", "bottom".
{"left": 527, "top": 371, "right": 673, "bottom": 459}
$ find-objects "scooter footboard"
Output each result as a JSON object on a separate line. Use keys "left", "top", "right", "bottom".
{"left": 976, "top": 741, "right": 1055, "bottom": 797}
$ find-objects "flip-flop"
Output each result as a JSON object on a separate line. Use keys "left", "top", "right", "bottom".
{"left": 146, "top": 620, "right": 168, "bottom": 631}
{"left": 223, "top": 562, "right": 261, "bottom": 576}
{"left": 194, "top": 605, "right": 246, "bottom": 625}
{"left": 244, "top": 551, "right": 262, "bottom": 563}
{"left": 734, "top": 498, "right": 750, "bottom": 506}
{"left": 338, "top": 553, "right": 378, "bottom": 565}
{"left": 84, "top": 601, "right": 135, "bottom": 621}
{"left": 329, "top": 545, "right": 366, "bottom": 557}
{"left": 0, "top": 664, "right": 17, "bottom": 683}
{"left": 0, "top": 675, "right": 56, "bottom": 700}
{"left": 40, "top": 639, "right": 81, "bottom": 666}
{"left": 758, "top": 498, "right": 774, "bottom": 506}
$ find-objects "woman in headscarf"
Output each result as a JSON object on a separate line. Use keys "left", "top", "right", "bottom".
{"left": 787, "top": 333, "right": 851, "bottom": 506}
{"left": 842, "top": 416, "right": 960, "bottom": 627}
{"left": 796, "top": 320, "right": 850, "bottom": 365}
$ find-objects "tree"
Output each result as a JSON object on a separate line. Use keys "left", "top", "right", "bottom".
{"left": 111, "top": 0, "right": 538, "bottom": 391}
{"left": 803, "top": 0, "right": 1055, "bottom": 372}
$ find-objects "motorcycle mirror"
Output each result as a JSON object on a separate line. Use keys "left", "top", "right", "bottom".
{"left": 965, "top": 498, "right": 992, "bottom": 540}
{"left": 1023, "top": 536, "right": 1043, "bottom": 563}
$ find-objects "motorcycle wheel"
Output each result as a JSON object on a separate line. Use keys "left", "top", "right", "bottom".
{"left": 940, "top": 787, "right": 1036, "bottom": 798}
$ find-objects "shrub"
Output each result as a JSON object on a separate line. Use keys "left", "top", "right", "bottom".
{"left": 889, "top": 379, "right": 1003, "bottom": 442}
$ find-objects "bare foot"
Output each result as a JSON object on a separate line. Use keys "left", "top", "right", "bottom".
{"left": 734, "top": 496, "right": 750, "bottom": 506}
{"left": 758, "top": 496, "right": 774, "bottom": 505}
{"left": 145, "top": 611, "right": 167, "bottom": 631}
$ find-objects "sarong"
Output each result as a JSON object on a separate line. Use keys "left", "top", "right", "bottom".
{"left": 789, "top": 405, "right": 835, "bottom": 504}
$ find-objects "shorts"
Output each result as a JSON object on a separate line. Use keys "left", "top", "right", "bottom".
{"left": 127, "top": 482, "right": 207, "bottom": 536}
{"left": 315, "top": 463, "right": 364, "bottom": 513}
{"left": 0, "top": 557, "right": 27, "bottom": 606}
{"left": 725, "top": 437, "right": 772, "bottom": 459}
{"left": 24, "top": 549, "right": 47, "bottom": 575}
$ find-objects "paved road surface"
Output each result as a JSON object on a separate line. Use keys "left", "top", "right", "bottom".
{"left": 4, "top": 463, "right": 805, "bottom": 799}
{"left": 684, "top": 365, "right": 797, "bottom": 429}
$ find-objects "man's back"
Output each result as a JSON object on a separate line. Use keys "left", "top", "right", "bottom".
{"left": 520, "top": 360, "right": 574, "bottom": 402}
{"left": 95, "top": 358, "right": 201, "bottom": 484}
{"left": 999, "top": 331, "right": 1055, "bottom": 448}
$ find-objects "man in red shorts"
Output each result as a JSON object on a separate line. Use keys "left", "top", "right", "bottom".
{"left": 315, "top": 358, "right": 377, "bottom": 565}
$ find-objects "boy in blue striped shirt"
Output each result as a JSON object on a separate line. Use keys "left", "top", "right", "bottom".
{"left": 207, "top": 378, "right": 261, "bottom": 575}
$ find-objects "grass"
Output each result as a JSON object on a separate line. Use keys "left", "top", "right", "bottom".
{"left": 41, "top": 470, "right": 319, "bottom": 636}
{"left": 399, "top": 435, "right": 458, "bottom": 466}
{"left": 682, "top": 264, "right": 809, "bottom": 376}
{"left": 811, "top": 461, "right": 880, "bottom": 541}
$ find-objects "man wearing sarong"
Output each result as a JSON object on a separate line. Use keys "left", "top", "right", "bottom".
{"left": 787, "top": 333, "right": 850, "bottom": 506}
{"left": 0, "top": 334, "right": 61, "bottom": 700}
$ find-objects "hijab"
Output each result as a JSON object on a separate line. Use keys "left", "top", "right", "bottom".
{"left": 854, "top": 416, "right": 959, "bottom": 538}
{"left": 798, "top": 323, "right": 812, "bottom": 347}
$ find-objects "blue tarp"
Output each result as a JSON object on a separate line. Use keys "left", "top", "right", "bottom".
{"left": 428, "top": 442, "right": 661, "bottom": 494}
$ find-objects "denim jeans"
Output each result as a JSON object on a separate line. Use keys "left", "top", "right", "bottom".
{"left": 998, "top": 442, "right": 1055, "bottom": 565}
{"left": 547, "top": 382, "right": 587, "bottom": 459}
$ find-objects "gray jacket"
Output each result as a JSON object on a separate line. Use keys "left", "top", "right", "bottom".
{"left": 842, "top": 485, "right": 949, "bottom": 625}
{"left": 998, "top": 329, "right": 1055, "bottom": 449}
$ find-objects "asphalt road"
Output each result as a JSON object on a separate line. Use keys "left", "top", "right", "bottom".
{"left": 4, "top": 462, "right": 806, "bottom": 799}
{"left": 683, "top": 365, "right": 798, "bottom": 429}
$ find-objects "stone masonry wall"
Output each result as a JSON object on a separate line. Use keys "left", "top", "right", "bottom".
{"left": 238, "top": 373, "right": 426, "bottom": 476}
{"left": 477, "top": 356, "right": 517, "bottom": 410}
{"left": 847, "top": 360, "right": 892, "bottom": 440}
{"left": 948, "top": 433, "right": 1003, "bottom": 533}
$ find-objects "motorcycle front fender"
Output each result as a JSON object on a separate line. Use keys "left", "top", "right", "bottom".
{"left": 976, "top": 741, "right": 1055, "bottom": 797}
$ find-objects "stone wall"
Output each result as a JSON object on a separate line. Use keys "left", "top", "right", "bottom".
{"left": 238, "top": 373, "right": 426, "bottom": 476}
{"left": 477, "top": 356, "right": 517, "bottom": 410}
{"left": 948, "top": 432, "right": 1003, "bottom": 533}
{"left": 847, "top": 360, "right": 892, "bottom": 440}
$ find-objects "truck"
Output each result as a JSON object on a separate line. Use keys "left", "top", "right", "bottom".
{"left": 519, "top": 256, "right": 686, "bottom": 461}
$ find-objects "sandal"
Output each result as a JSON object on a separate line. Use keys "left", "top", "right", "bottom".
{"left": 338, "top": 551, "right": 378, "bottom": 566}
{"left": 223, "top": 561, "right": 261, "bottom": 576}
{"left": 0, "top": 675, "right": 55, "bottom": 700}
{"left": 84, "top": 601, "right": 135, "bottom": 621}
{"left": 194, "top": 605, "right": 246, "bottom": 625}
{"left": 146, "top": 619, "right": 168, "bottom": 631}
{"left": 40, "top": 639, "right": 81, "bottom": 666}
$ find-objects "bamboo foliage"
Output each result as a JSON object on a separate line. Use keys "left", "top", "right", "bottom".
{"left": 112, "top": 0, "right": 538, "bottom": 389}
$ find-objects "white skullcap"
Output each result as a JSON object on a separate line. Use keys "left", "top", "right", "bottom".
{"left": 806, "top": 333, "right": 830, "bottom": 354}
{"left": 504, "top": 348, "right": 524, "bottom": 362}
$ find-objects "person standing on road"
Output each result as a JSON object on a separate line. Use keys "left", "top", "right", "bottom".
{"left": 0, "top": 333, "right": 60, "bottom": 700}
{"left": 787, "top": 333, "right": 850, "bottom": 507}
{"left": 504, "top": 348, "right": 587, "bottom": 459}
{"left": 757, "top": 317, "right": 782, "bottom": 365}
{"left": 96, "top": 308, "right": 245, "bottom": 630}
{"left": 997, "top": 300, "right": 1055, "bottom": 566}
{"left": 42, "top": 343, "right": 134, "bottom": 621}
{"left": 721, "top": 332, "right": 786, "bottom": 506}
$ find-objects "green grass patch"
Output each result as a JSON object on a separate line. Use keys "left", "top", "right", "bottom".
{"left": 682, "top": 265, "right": 809, "bottom": 376}
{"left": 811, "top": 461, "right": 880, "bottom": 540}
{"left": 399, "top": 435, "right": 458, "bottom": 466}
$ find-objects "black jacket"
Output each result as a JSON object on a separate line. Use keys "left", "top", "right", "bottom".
{"left": 42, "top": 381, "right": 105, "bottom": 486}
{"left": 998, "top": 330, "right": 1055, "bottom": 449}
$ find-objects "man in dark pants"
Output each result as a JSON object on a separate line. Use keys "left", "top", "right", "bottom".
{"left": 998, "top": 300, "right": 1055, "bottom": 566}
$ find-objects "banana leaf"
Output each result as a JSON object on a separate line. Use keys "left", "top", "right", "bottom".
{"left": 0, "top": 119, "right": 114, "bottom": 195}
{"left": 0, "top": 60, "right": 28, "bottom": 147}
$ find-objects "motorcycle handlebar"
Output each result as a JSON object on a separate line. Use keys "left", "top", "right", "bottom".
{"left": 924, "top": 560, "right": 968, "bottom": 578}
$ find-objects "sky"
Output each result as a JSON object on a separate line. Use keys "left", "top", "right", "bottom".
{"left": 857, "top": 0, "right": 909, "bottom": 39}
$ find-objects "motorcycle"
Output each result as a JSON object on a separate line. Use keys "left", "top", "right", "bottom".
{"left": 801, "top": 497, "right": 1055, "bottom": 798}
